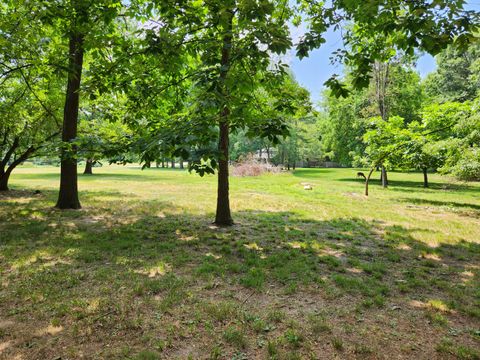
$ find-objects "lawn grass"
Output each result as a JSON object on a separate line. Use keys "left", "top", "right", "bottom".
{"left": 0, "top": 165, "right": 479, "bottom": 359}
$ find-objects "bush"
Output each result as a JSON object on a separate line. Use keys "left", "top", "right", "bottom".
{"left": 449, "top": 147, "right": 480, "bottom": 181}
{"left": 231, "top": 154, "right": 280, "bottom": 177}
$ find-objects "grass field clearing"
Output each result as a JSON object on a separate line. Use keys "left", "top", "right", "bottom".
{"left": 0, "top": 166, "right": 479, "bottom": 359}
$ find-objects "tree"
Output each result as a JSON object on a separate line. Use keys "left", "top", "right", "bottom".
{"left": 0, "top": 77, "right": 62, "bottom": 190}
{"left": 361, "top": 98, "right": 478, "bottom": 193}
{"left": 402, "top": 135, "right": 442, "bottom": 188}
{"left": 56, "top": 21, "right": 85, "bottom": 208}
{"left": 361, "top": 116, "right": 405, "bottom": 194}
{"left": 131, "top": 0, "right": 295, "bottom": 225}
{"left": 419, "top": 41, "right": 480, "bottom": 181}
{"left": 267, "top": 77, "right": 314, "bottom": 169}
{"left": 78, "top": 115, "right": 131, "bottom": 175}
{"left": 396, "top": 121, "right": 445, "bottom": 188}
{"left": 298, "top": 1, "right": 477, "bottom": 191}
{"left": 229, "top": 82, "right": 316, "bottom": 169}
{"left": 423, "top": 42, "right": 480, "bottom": 103}
{"left": 230, "top": 131, "right": 267, "bottom": 163}
{"left": 319, "top": 88, "right": 368, "bottom": 166}
{"left": 369, "top": 60, "right": 424, "bottom": 187}
{"left": 320, "top": 63, "right": 423, "bottom": 168}
{"left": 52, "top": 0, "right": 128, "bottom": 209}
{"left": 298, "top": 0, "right": 479, "bottom": 96}
{"left": 202, "top": 1, "right": 294, "bottom": 225}
{"left": 421, "top": 100, "right": 479, "bottom": 181}
{"left": 77, "top": 92, "right": 130, "bottom": 175}
{"left": 3, "top": 0, "right": 133, "bottom": 206}
{"left": 0, "top": 1, "right": 66, "bottom": 191}
{"left": 213, "top": 5, "right": 235, "bottom": 225}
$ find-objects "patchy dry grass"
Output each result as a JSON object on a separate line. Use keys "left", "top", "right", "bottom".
{"left": 0, "top": 165, "right": 479, "bottom": 359}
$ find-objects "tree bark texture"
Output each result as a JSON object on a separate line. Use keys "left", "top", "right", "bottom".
{"left": 56, "top": 32, "right": 84, "bottom": 209}
{"left": 214, "top": 7, "right": 234, "bottom": 226}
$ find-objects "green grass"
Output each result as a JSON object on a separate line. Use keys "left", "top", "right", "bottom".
{"left": 0, "top": 165, "right": 479, "bottom": 359}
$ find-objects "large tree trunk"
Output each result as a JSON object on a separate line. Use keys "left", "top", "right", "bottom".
{"left": 179, "top": 160, "right": 184, "bottom": 169}
{"left": 0, "top": 148, "right": 34, "bottom": 191}
{"left": 423, "top": 167, "right": 428, "bottom": 188}
{"left": 381, "top": 165, "right": 388, "bottom": 188}
{"left": 0, "top": 169, "right": 11, "bottom": 191}
{"left": 56, "top": 33, "right": 84, "bottom": 209}
{"left": 374, "top": 61, "right": 391, "bottom": 191}
{"left": 83, "top": 159, "right": 93, "bottom": 175}
{"left": 215, "top": 114, "right": 233, "bottom": 225}
{"left": 214, "top": 8, "right": 234, "bottom": 226}
{"left": 374, "top": 61, "right": 390, "bottom": 121}
{"left": 171, "top": 159, "right": 175, "bottom": 168}
{"left": 0, "top": 138, "right": 19, "bottom": 191}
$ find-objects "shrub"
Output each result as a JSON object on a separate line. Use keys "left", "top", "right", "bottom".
{"left": 231, "top": 154, "right": 280, "bottom": 177}
{"left": 449, "top": 147, "right": 480, "bottom": 181}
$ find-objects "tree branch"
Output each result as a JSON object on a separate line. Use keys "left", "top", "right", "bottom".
{"left": 18, "top": 68, "right": 61, "bottom": 127}
{"left": 0, "top": 63, "right": 34, "bottom": 78}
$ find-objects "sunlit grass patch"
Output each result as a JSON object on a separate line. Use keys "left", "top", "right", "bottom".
{"left": 427, "top": 299, "right": 451, "bottom": 313}
{"left": 134, "top": 261, "right": 172, "bottom": 278}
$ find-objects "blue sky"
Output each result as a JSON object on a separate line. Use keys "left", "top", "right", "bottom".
{"left": 290, "top": 2, "right": 480, "bottom": 105}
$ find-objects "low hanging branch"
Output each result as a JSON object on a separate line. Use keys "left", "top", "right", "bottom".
{"left": 0, "top": 130, "right": 60, "bottom": 191}
{"left": 0, "top": 63, "right": 34, "bottom": 79}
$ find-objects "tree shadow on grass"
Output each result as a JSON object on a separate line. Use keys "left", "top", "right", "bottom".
{"left": 337, "top": 177, "right": 479, "bottom": 194}
{"left": 1, "top": 195, "right": 479, "bottom": 358}
{"left": 130, "top": 166, "right": 188, "bottom": 171}
{"left": 398, "top": 197, "right": 480, "bottom": 211}
{"left": 292, "top": 168, "right": 337, "bottom": 178}
{"left": 12, "top": 171, "right": 178, "bottom": 182}
{"left": 0, "top": 189, "right": 46, "bottom": 199}
{"left": 1, "top": 199, "right": 478, "bottom": 306}
{"left": 0, "top": 188, "right": 135, "bottom": 203}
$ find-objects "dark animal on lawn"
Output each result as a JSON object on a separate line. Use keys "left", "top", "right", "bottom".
{"left": 356, "top": 172, "right": 366, "bottom": 180}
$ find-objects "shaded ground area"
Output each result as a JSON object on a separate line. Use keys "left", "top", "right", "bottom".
{"left": 0, "top": 168, "right": 479, "bottom": 359}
